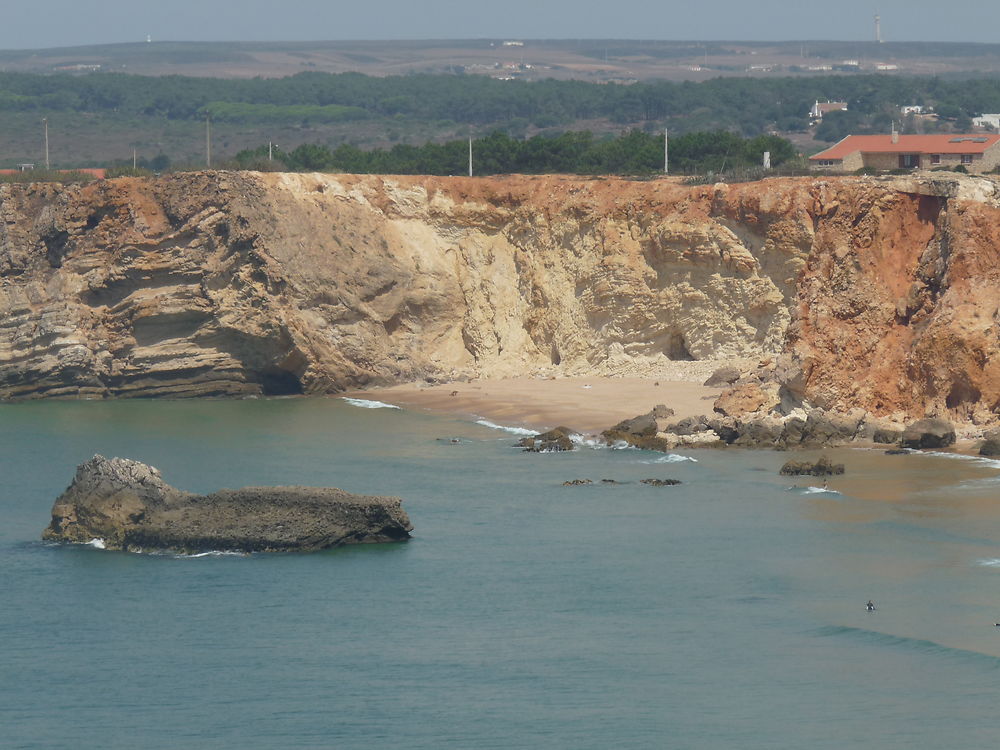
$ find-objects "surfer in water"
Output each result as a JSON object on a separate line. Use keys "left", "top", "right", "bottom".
{"left": 866, "top": 600, "right": 876, "bottom": 611}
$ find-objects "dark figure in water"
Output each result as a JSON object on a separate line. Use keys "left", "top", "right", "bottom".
{"left": 866, "top": 600, "right": 876, "bottom": 611}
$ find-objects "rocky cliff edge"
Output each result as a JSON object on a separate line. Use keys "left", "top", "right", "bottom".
{"left": 1, "top": 171, "right": 997, "bottom": 426}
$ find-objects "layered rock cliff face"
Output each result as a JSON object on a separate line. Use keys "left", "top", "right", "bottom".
{"left": 0, "top": 171, "right": 997, "bottom": 423}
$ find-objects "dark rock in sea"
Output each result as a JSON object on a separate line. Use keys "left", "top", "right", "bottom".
{"left": 703, "top": 366, "right": 741, "bottom": 387}
{"left": 602, "top": 411, "right": 671, "bottom": 451}
{"left": 900, "top": 418, "right": 956, "bottom": 449}
{"left": 980, "top": 428, "right": 1000, "bottom": 457}
{"left": 600, "top": 479, "right": 622, "bottom": 484}
{"left": 518, "top": 426, "right": 577, "bottom": 452}
{"left": 42, "top": 455, "right": 413, "bottom": 554}
{"left": 884, "top": 448, "right": 911, "bottom": 455}
{"left": 640, "top": 478, "right": 682, "bottom": 486}
{"left": 562, "top": 478, "right": 593, "bottom": 486}
{"left": 665, "top": 416, "right": 710, "bottom": 437}
{"left": 778, "top": 456, "right": 845, "bottom": 476}
{"left": 706, "top": 416, "right": 740, "bottom": 445}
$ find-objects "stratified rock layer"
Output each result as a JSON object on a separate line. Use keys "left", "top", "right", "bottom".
{"left": 42, "top": 455, "right": 413, "bottom": 553}
{"left": 1, "top": 171, "right": 999, "bottom": 425}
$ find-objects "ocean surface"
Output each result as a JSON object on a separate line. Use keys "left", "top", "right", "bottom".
{"left": 2, "top": 397, "right": 1000, "bottom": 749}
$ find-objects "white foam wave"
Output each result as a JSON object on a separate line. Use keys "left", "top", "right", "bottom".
{"left": 474, "top": 419, "right": 538, "bottom": 437}
{"left": 802, "top": 486, "right": 841, "bottom": 495}
{"left": 923, "top": 451, "right": 1000, "bottom": 470}
{"left": 87, "top": 538, "right": 106, "bottom": 549}
{"left": 340, "top": 397, "right": 401, "bottom": 410}
{"left": 976, "top": 558, "right": 1000, "bottom": 568}
{"left": 176, "top": 550, "right": 249, "bottom": 558}
{"left": 656, "top": 454, "right": 699, "bottom": 464}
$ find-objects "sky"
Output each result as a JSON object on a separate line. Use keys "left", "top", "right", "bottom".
{"left": 2, "top": 0, "right": 999, "bottom": 49}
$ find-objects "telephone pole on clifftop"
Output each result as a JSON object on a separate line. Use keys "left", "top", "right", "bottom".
{"left": 206, "top": 114, "right": 212, "bottom": 169}
{"left": 468, "top": 137, "right": 473, "bottom": 177}
{"left": 43, "top": 118, "right": 50, "bottom": 170}
{"left": 664, "top": 128, "right": 669, "bottom": 175}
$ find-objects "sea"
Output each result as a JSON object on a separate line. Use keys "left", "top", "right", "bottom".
{"left": 2, "top": 397, "right": 1000, "bottom": 749}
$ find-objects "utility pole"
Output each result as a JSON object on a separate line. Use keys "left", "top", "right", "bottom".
{"left": 664, "top": 128, "right": 669, "bottom": 175}
{"left": 43, "top": 117, "right": 49, "bottom": 170}
{"left": 468, "top": 137, "right": 473, "bottom": 177}
{"left": 268, "top": 141, "right": 273, "bottom": 161}
{"left": 205, "top": 114, "right": 212, "bottom": 169}
{"left": 133, "top": 148, "right": 137, "bottom": 170}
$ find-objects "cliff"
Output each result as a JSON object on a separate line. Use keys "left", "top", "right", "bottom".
{"left": 43, "top": 455, "right": 413, "bottom": 553}
{"left": 0, "top": 171, "right": 997, "bottom": 424}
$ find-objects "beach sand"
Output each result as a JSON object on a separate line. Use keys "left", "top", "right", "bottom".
{"left": 347, "top": 375, "right": 726, "bottom": 435}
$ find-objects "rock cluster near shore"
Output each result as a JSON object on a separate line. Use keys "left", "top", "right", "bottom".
{"left": 42, "top": 455, "right": 413, "bottom": 554}
{"left": 597, "top": 403, "right": 962, "bottom": 452}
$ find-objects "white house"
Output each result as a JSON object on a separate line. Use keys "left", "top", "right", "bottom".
{"left": 973, "top": 114, "right": 1000, "bottom": 130}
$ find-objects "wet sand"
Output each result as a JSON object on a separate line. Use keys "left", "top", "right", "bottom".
{"left": 346, "top": 376, "right": 725, "bottom": 434}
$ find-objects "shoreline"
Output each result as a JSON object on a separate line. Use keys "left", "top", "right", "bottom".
{"left": 344, "top": 375, "right": 726, "bottom": 436}
{"left": 343, "top": 376, "right": 989, "bottom": 456}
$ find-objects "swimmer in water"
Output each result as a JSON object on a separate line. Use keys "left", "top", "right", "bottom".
{"left": 866, "top": 600, "right": 876, "bottom": 611}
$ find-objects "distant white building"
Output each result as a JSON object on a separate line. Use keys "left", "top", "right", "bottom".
{"left": 502, "top": 41, "right": 524, "bottom": 47}
{"left": 875, "top": 63, "right": 899, "bottom": 71}
{"left": 901, "top": 105, "right": 928, "bottom": 115}
{"left": 809, "top": 100, "right": 849, "bottom": 121}
{"left": 974, "top": 114, "right": 1000, "bottom": 130}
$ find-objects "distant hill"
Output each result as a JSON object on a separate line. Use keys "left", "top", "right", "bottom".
{"left": 4, "top": 39, "right": 1000, "bottom": 82}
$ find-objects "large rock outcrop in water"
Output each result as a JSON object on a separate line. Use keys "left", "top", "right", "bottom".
{"left": 42, "top": 455, "right": 413, "bottom": 553}
{"left": 0, "top": 171, "right": 998, "bottom": 424}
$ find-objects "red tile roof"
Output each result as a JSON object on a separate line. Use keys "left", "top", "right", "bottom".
{"left": 810, "top": 134, "right": 1000, "bottom": 161}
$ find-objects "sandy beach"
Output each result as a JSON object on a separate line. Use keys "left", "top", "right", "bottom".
{"left": 346, "top": 374, "right": 726, "bottom": 435}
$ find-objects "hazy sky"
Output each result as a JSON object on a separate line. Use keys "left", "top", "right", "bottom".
{"left": 3, "top": 0, "right": 999, "bottom": 49}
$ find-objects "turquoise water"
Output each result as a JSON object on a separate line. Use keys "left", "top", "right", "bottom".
{"left": 2, "top": 398, "right": 1000, "bottom": 749}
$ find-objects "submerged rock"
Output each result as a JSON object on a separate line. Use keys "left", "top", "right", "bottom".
{"left": 42, "top": 455, "right": 413, "bottom": 554}
{"left": 518, "top": 426, "right": 577, "bottom": 452}
{"left": 640, "top": 478, "right": 682, "bottom": 486}
{"left": 562, "top": 478, "right": 593, "bottom": 486}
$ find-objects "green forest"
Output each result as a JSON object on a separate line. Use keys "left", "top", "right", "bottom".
{"left": 3, "top": 69, "right": 1000, "bottom": 172}
{"left": 233, "top": 130, "right": 797, "bottom": 176}
{"left": 2, "top": 69, "right": 1000, "bottom": 137}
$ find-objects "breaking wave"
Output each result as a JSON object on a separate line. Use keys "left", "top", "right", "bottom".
{"left": 474, "top": 419, "right": 537, "bottom": 437}
{"left": 340, "top": 397, "right": 401, "bottom": 410}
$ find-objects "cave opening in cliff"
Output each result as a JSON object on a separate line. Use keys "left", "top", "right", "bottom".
{"left": 667, "top": 332, "right": 694, "bottom": 361}
{"left": 945, "top": 379, "right": 981, "bottom": 411}
{"left": 259, "top": 367, "right": 303, "bottom": 396}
